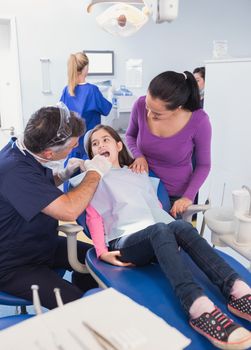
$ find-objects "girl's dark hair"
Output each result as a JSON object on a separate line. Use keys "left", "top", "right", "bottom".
{"left": 86, "top": 125, "right": 134, "bottom": 167}
{"left": 193, "top": 66, "right": 205, "bottom": 80}
{"left": 24, "top": 107, "right": 85, "bottom": 153}
{"left": 148, "top": 70, "right": 200, "bottom": 111}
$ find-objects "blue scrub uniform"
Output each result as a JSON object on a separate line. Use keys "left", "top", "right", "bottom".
{"left": 0, "top": 139, "right": 97, "bottom": 309}
{"left": 60, "top": 83, "right": 112, "bottom": 159}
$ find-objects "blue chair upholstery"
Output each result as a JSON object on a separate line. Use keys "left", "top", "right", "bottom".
{"left": 148, "top": 169, "right": 171, "bottom": 212}
{"left": 0, "top": 314, "right": 34, "bottom": 331}
{"left": 83, "top": 287, "right": 103, "bottom": 297}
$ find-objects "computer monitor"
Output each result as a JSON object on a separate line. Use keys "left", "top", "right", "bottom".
{"left": 84, "top": 50, "right": 114, "bottom": 76}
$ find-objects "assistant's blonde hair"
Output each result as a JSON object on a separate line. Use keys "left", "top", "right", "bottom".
{"left": 67, "top": 52, "right": 89, "bottom": 96}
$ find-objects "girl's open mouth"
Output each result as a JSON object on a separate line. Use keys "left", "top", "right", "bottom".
{"left": 100, "top": 151, "right": 110, "bottom": 157}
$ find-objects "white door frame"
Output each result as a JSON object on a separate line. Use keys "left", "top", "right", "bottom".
{"left": 0, "top": 15, "right": 23, "bottom": 139}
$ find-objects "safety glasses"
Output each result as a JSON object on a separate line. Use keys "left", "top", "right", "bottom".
{"left": 46, "top": 102, "right": 72, "bottom": 147}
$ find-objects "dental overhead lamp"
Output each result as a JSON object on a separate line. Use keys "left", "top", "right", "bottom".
{"left": 86, "top": 0, "right": 179, "bottom": 37}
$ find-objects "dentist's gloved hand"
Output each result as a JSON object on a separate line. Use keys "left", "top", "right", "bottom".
{"left": 84, "top": 154, "right": 112, "bottom": 177}
{"left": 58, "top": 158, "right": 85, "bottom": 182}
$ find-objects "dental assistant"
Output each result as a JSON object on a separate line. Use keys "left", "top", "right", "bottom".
{"left": 126, "top": 71, "right": 211, "bottom": 218}
{"left": 60, "top": 51, "right": 112, "bottom": 160}
{"left": 0, "top": 103, "right": 111, "bottom": 309}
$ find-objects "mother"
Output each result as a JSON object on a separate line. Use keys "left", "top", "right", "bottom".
{"left": 125, "top": 71, "right": 211, "bottom": 218}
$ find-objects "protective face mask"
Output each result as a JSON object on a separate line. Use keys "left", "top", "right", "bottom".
{"left": 16, "top": 134, "right": 66, "bottom": 174}
{"left": 199, "top": 88, "right": 204, "bottom": 99}
{"left": 42, "top": 158, "right": 67, "bottom": 174}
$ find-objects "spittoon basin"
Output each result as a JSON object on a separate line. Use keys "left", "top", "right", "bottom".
{"left": 204, "top": 207, "right": 236, "bottom": 236}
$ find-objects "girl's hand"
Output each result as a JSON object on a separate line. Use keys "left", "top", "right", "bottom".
{"left": 100, "top": 251, "right": 134, "bottom": 267}
{"left": 170, "top": 197, "right": 193, "bottom": 218}
{"left": 129, "top": 157, "right": 148, "bottom": 173}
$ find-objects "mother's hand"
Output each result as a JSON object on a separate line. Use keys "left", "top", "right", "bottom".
{"left": 129, "top": 157, "right": 148, "bottom": 173}
{"left": 100, "top": 251, "right": 134, "bottom": 267}
{"left": 170, "top": 197, "right": 193, "bottom": 218}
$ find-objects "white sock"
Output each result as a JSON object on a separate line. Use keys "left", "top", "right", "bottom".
{"left": 189, "top": 296, "right": 215, "bottom": 319}
{"left": 230, "top": 279, "right": 251, "bottom": 299}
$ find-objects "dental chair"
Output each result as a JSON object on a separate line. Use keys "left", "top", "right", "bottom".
{"left": 59, "top": 173, "right": 251, "bottom": 349}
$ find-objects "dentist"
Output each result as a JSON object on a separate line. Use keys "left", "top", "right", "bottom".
{"left": 0, "top": 103, "right": 111, "bottom": 309}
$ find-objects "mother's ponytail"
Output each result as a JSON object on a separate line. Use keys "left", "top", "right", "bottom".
{"left": 182, "top": 70, "right": 201, "bottom": 111}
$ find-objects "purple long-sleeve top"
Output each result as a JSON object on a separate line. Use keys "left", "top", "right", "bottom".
{"left": 125, "top": 96, "right": 212, "bottom": 201}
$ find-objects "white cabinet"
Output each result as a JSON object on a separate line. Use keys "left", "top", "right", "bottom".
{"left": 102, "top": 95, "right": 137, "bottom": 132}
{"left": 200, "top": 58, "right": 251, "bottom": 207}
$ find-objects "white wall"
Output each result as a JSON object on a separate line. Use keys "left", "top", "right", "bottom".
{"left": 201, "top": 58, "right": 251, "bottom": 207}
{"left": 0, "top": 0, "right": 251, "bottom": 124}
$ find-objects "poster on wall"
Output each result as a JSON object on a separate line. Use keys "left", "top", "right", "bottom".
{"left": 126, "top": 58, "right": 143, "bottom": 88}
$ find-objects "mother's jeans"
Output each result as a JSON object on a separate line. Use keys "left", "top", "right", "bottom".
{"left": 109, "top": 221, "right": 239, "bottom": 314}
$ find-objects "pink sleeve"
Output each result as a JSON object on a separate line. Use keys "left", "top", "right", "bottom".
{"left": 86, "top": 205, "right": 108, "bottom": 258}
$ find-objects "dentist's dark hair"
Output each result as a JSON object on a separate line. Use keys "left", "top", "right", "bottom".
{"left": 24, "top": 107, "right": 85, "bottom": 153}
{"left": 86, "top": 125, "right": 134, "bottom": 167}
{"left": 148, "top": 70, "right": 201, "bottom": 111}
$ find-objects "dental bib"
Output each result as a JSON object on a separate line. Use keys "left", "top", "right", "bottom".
{"left": 90, "top": 167, "right": 174, "bottom": 244}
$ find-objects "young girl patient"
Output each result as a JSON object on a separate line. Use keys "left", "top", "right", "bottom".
{"left": 85, "top": 125, "right": 251, "bottom": 350}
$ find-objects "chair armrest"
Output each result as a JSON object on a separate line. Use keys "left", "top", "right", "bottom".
{"left": 182, "top": 204, "right": 211, "bottom": 222}
{"left": 57, "top": 224, "right": 89, "bottom": 274}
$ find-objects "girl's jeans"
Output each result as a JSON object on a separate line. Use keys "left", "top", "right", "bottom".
{"left": 109, "top": 220, "right": 239, "bottom": 315}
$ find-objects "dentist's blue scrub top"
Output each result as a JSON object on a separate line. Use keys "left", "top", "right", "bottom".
{"left": 0, "top": 139, "right": 63, "bottom": 277}
{"left": 60, "top": 83, "right": 112, "bottom": 159}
